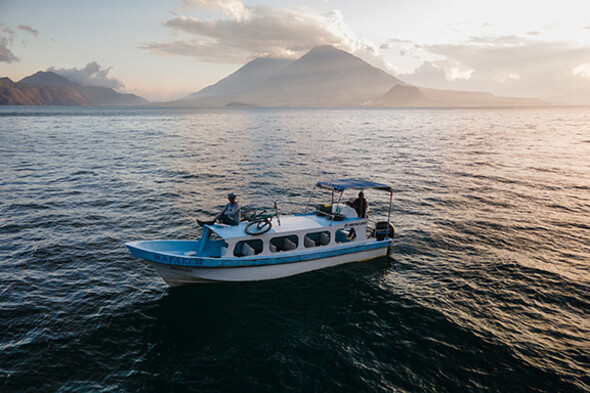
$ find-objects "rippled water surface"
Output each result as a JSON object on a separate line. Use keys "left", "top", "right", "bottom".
{"left": 1, "top": 106, "right": 589, "bottom": 392}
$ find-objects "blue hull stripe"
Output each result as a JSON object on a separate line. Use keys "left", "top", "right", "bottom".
{"left": 126, "top": 240, "right": 391, "bottom": 268}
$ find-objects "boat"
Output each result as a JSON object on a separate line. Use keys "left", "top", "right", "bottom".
{"left": 125, "top": 179, "right": 395, "bottom": 286}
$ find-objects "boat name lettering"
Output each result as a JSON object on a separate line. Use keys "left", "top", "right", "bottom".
{"left": 344, "top": 220, "right": 368, "bottom": 228}
{"left": 153, "top": 253, "right": 197, "bottom": 266}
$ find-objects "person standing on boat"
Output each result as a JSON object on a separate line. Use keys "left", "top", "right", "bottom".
{"left": 347, "top": 191, "right": 369, "bottom": 218}
{"left": 198, "top": 193, "right": 241, "bottom": 226}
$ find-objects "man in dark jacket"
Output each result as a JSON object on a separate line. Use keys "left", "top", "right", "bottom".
{"left": 347, "top": 191, "right": 369, "bottom": 218}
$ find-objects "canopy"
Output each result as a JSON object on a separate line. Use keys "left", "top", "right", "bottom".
{"left": 316, "top": 178, "right": 393, "bottom": 193}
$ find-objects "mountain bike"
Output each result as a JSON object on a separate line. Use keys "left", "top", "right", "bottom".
{"left": 244, "top": 202, "right": 281, "bottom": 235}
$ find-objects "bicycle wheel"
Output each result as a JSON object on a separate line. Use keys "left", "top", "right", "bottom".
{"left": 245, "top": 219, "right": 272, "bottom": 235}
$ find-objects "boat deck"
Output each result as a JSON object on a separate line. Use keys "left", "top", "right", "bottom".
{"left": 207, "top": 212, "right": 364, "bottom": 239}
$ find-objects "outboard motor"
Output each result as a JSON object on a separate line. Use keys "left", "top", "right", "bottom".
{"left": 372, "top": 221, "right": 395, "bottom": 241}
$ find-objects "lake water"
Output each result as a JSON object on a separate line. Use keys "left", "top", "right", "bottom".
{"left": 1, "top": 106, "right": 589, "bottom": 392}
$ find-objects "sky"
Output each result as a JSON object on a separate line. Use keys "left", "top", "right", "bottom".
{"left": 1, "top": 0, "right": 589, "bottom": 103}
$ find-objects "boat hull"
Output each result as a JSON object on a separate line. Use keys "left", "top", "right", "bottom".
{"left": 146, "top": 246, "right": 388, "bottom": 286}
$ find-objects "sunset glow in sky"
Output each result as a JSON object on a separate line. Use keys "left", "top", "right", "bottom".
{"left": 1, "top": 0, "right": 589, "bottom": 103}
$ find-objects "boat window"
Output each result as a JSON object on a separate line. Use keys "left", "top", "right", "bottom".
{"left": 270, "top": 235, "right": 299, "bottom": 252}
{"left": 303, "top": 231, "right": 331, "bottom": 247}
{"left": 234, "top": 239, "right": 263, "bottom": 257}
{"left": 335, "top": 228, "right": 356, "bottom": 243}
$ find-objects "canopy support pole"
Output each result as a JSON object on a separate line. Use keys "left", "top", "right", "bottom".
{"left": 387, "top": 191, "right": 393, "bottom": 238}
{"left": 304, "top": 186, "right": 315, "bottom": 214}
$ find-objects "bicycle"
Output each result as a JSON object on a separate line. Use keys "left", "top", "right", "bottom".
{"left": 243, "top": 202, "right": 281, "bottom": 235}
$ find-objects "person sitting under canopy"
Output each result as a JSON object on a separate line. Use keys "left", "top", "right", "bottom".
{"left": 346, "top": 191, "right": 369, "bottom": 218}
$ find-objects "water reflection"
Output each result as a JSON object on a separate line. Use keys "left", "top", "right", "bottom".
{"left": 1, "top": 106, "right": 588, "bottom": 392}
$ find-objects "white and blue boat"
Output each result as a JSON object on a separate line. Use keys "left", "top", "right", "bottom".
{"left": 125, "top": 179, "right": 395, "bottom": 286}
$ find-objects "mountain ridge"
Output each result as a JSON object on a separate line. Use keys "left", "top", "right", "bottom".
{"left": 20, "top": 71, "right": 80, "bottom": 88}
{"left": 2, "top": 46, "right": 546, "bottom": 107}
{"left": 236, "top": 45, "right": 403, "bottom": 106}
{"left": 176, "top": 45, "right": 543, "bottom": 108}
{"left": 172, "top": 45, "right": 403, "bottom": 107}
{"left": 0, "top": 71, "right": 148, "bottom": 106}
{"left": 372, "top": 84, "right": 546, "bottom": 107}
{"left": 185, "top": 57, "right": 294, "bottom": 100}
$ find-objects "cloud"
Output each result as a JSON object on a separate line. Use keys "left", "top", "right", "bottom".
{"left": 379, "top": 38, "right": 414, "bottom": 50}
{"left": 400, "top": 62, "right": 446, "bottom": 85}
{"left": 0, "top": 23, "right": 39, "bottom": 63}
{"left": 398, "top": 36, "right": 590, "bottom": 104}
{"left": 0, "top": 37, "right": 19, "bottom": 63}
{"left": 573, "top": 64, "right": 590, "bottom": 78}
{"left": 143, "top": 1, "right": 589, "bottom": 104}
{"left": 2, "top": 26, "right": 16, "bottom": 40}
{"left": 0, "top": 26, "right": 19, "bottom": 63}
{"left": 182, "top": 0, "right": 250, "bottom": 21}
{"left": 17, "top": 25, "right": 39, "bottom": 37}
{"left": 47, "top": 62, "right": 124, "bottom": 89}
{"left": 142, "top": 1, "right": 382, "bottom": 66}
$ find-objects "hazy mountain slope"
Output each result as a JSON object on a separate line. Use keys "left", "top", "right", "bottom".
{"left": 372, "top": 84, "right": 546, "bottom": 107}
{"left": 185, "top": 57, "right": 294, "bottom": 100}
{"left": 419, "top": 87, "right": 545, "bottom": 106}
{"left": 371, "top": 84, "right": 434, "bottom": 106}
{"left": 75, "top": 85, "right": 149, "bottom": 106}
{"left": 168, "top": 45, "right": 547, "bottom": 108}
{"left": 173, "top": 45, "right": 403, "bottom": 107}
{"left": 5, "top": 71, "right": 149, "bottom": 106}
{"left": 232, "top": 45, "right": 402, "bottom": 106}
{"left": 169, "top": 45, "right": 547, "bottom": 107}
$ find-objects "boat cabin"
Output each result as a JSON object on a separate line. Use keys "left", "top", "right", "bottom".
{"left": 200, "top": 208, "right": 367, "bottom": 259}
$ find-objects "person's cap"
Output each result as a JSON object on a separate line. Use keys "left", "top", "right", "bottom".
{"left": 228, "top": 193, "right": 237, "bottom": 198}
